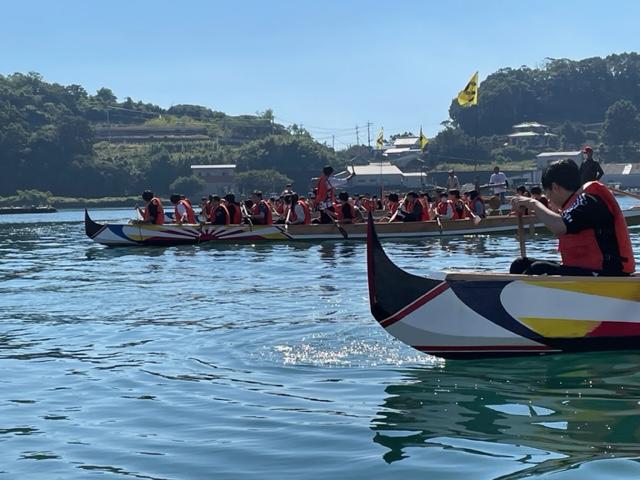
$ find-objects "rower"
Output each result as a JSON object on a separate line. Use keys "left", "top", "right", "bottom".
{"left": 224, "top": 193, "right": 242, "bottom": 224}
{"left": 530, "top": 186, "right": 549, "bottom": 208}
{"left": 286, "top": 193, "right": 311, "bottom": 225}
{"left": 250, "top": 191, "right": 273, "bottom": 225}
{"left": 510, "top": 158, "right": 635, "bottom": 276}
{"left": 199, "top": 196, "right": 212, "bottom": 222}
{"left": 418, "top": 192, "right": 431, "bottom": 221}
{"left": 397, "top": 192, "right": 423, "bottom": 222}
{"left": 170, "top": 194, "right": 197, "bottom": 224}
{"left": 335, "top": 192, "right": 356, "bottom": 224}
{"left": 466, "top": 189, "right": 486, "bottom": 218}
{"left": 209, "top": 195, "right": 230, "bottom": 225}
{"left": 435, "top": 192, "right": 453, "bottom": 220}
{"left": 448, "top": 189, "right": 466, "bottom": 219}
{"left": 138, "top": 190, "right": 165, "bottom": 225}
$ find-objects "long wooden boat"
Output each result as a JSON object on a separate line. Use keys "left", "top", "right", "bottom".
{"left": 366, "top": 216, "right": 640, "bottom": 359}
{"left": 84, "top": 207, "right": 640, "bottom": 246}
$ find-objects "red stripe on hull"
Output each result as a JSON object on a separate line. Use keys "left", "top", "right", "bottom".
{"left": 588, "top": 321, "right": 640, "bottom": 337}
{"left": 415, "top": 345, "right": 555, "bottom": 352}
{"left": 380, "top": 282, "right": 450, "bottom": 328}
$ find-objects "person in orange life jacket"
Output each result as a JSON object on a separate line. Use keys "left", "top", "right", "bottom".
{"left": 418, "top": 192, "right": 431, "bottom": 221}
{"left": 138, "top": 190, "right": 165, "bottom": 224}
{"left": 334, "top": 192, "right": 356, "bottom": 223}
{"left": 466, "top": 189, "right": 486, "bottom": 218}
{"left": 386, "top": 193, "right": 400, "bottom": 219}
{"left": 529, "top": 186, "right": 549, "bottom": 208}
{"left": 224, "top": 193, "right": 242, "bottom": 224}
{"left": 510, "top": 158, "right": 635, "bottom": 276}
{"left": 286, "top": 193, "right": 311, "bottom": 225}
{"left": 396, "top": 192, "right": 423, "bottom": 222}
{"left": 208, "top": 195, "right": 230, "bottom": 225}
{"left": 448, "top": 189, "right": 466, "bottom": 219}
{"left": 435, "top": 192, "right": 454, "bottom": 220}
{"left": 250, "top": 191, "right": 273, "bottom": 225}
{"left": 170, "top": 194, "right": 196, "bottom": 224}
{"left": 316, "top": 165, "right": 355, "bottom": 208}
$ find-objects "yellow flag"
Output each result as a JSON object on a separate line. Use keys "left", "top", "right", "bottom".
{"left": 419, "top": 126, "right": 428, "bottom": 150}
{"left": 376, "top": 127, "right": 384, "bottom": 149}
{"left": 457, "top": 71, "right": 479, "bottom": 107}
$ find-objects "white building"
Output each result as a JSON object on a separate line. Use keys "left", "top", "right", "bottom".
{"left": 335, "top": 162, "right": 404, "bottom": 191}
{"left": 190, "top": 164, "right": 236, "bottom": 195}
{"left": 534, "top": 151, "right": 582, "bottom": 183}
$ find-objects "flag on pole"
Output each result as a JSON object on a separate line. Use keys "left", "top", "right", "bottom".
{"left": 457, "top": 71, "right": 479, "bottom": 107}
{"left": 375, "top": 127, "right": 384, "bottom": 150}
{"left": 419, "top": 126, "right": 428, "bottom": 150}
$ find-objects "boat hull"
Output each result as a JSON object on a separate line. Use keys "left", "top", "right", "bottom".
{"left": 366, "top": 216, "right": 640, "bottom": 359}
{"left": 85, "top": 207, "right": 640, "bottom": 246}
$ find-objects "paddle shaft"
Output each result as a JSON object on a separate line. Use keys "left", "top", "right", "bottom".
{"left": 517, "top": 211, "right": 527, "bottom": 258}
{"left": 610, "top": 186, "right": 640, "bottom": 202}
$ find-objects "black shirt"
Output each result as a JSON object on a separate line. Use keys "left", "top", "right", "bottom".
{"left": 212, "top": 206, "right": 228, "bottom": 225}
{"left": 562, "top": 193, "right": 622, "bottom": 273}
{"left": 579, "top": 159, "right": 604, "bottom": 183}
{"left": 402, "top": 200, "right": 423, "bottom": 222}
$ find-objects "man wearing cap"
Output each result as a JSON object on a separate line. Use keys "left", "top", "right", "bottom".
{"left": 446, "top": 170, "right": 460, "bottom": 191}
{"left": 579, "top": 146, "right": 604, "bottom": 184}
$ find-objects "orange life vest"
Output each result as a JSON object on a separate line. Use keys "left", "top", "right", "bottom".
{"left": 144, "top": 197, "right": 165, "bottom": 225}
{"left": 335, "top": 202, "right": 355, "bottom": 222}
{"left": 558, "top": 181, "right": 635, "bottom": 274}
{"left": 388, "top": 201, "right": 399, "bottom": 214}
{"left": 174, "top": 199, "right": 196, "bottom": 224}
{"left": 288, "top": 200, "right": 311, "bottom": 224}
{"left": 210, "top": 204, "right": 230, "bottom": 225}
{"left": 252, "top": 200, "right": 273, "bottom": 225}
{"left": 228, "top": 203, "right": 242, "bottom": 224}
{"left": 418, "top": 198, "right": 430, "bottom": 221}
{"left": 452, "top": 200, "right": 466, "bottom": 220}
{"left": 436, "top": 200, "right": 450, "bottom": 215}
{"left": 316, "top": 174, "right": 335, "bottom": 204}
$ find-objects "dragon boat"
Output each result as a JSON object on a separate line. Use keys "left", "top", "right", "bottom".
{"left": 84, "top": 207, "right": 640, "bottom": 247}
{"left": 366, "top": 216, "right": 640, "bottom": 359}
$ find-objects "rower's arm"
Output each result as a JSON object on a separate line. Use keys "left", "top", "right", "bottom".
{"left": 517, "top": 197, "right": 566, "bottom": 235}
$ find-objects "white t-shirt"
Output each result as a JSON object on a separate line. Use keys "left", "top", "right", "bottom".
{"left": 489, "top": 172, "right": 507, "bottom": 194}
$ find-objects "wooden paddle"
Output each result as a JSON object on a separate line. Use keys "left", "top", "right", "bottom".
{"left": 436, "top": 215, "right": 443, "bottom": 234}
{"left": 517, "top": 209, "right": 527, "bottom": 258}
{"left": 240, "top": 203, "right": 254, "bottom": 231}
{"left": 463, "top": 204, "right": 482, "bottom": 225}
{"left": 329, "top": 209, "right": 349, "bottom": 239}
{"left": 610, "top": 186, "right": 640, "bottom": 202}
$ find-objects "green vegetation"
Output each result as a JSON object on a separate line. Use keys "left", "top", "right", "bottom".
{"left": 3, "top": 53, "right": 640, "bottom": 202}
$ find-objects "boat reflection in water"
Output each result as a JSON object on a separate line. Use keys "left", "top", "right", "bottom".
{"left": 371, "top": 353, "right": 640, "bottom": 476}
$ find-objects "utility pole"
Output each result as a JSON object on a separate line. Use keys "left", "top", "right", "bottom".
{"left": 367, "top": 121, "right": 371, "bottom": 147}
{"left": 332, "top": 135, "right": 335, "bottom": 150}
{"left": 356, "top": 125, "right": 360, "bottom": 146}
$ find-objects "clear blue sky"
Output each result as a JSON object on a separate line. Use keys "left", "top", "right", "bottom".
{"left": 3, "top": 0, "right": 639, "bottom": 148}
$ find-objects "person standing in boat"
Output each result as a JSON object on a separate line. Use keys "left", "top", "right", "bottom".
{"left": 510, "top": 159, "right": 635, "bottom": 276}
{"left": 489, "top": 166, "right": 508, "bottom": 204}
{"left": 446, "top": 170, "right": 460, "bottom": 191}
{"left": 170, "top": 194, "right": 197, "bottom": 224}
{"left": 316, "top": 166, "right": 355, "bottom": 210}
{"left": 208, "top": 195, "right": 230, "bottom": 225}
{"left": 579, "top": 145, "right": 604, "bottom": 184}
{"left": 138, "top": 190, "right": 165, "bottom": 225}
{"left": 250, "top": 191, "right": 273, "bottom": 225}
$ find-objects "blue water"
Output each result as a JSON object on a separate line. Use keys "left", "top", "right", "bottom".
{"left": 1, "top": 205, "right": 640, "bottom": 479}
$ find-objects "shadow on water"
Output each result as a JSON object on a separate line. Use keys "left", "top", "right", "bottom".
{"left": 371, "top": 352, "right": 640, "bottom": 477}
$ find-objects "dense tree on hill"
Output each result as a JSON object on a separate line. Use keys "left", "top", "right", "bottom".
{"left": 235, "top": 169, "right": 293, "bottom": 195}
{"left": 603, "top": 100, "right": 640, "bottom": 146}
{"left": 450, "top": 53, "right": 640, "bottom": 136}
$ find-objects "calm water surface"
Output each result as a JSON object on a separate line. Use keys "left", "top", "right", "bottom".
{"left": 1, "top": 206, "right": 640, "bottom": 479}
